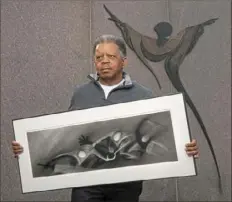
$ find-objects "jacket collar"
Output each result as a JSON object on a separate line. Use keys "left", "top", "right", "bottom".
{"left": 87, "top": 71, "right": 133, "bottom": 87}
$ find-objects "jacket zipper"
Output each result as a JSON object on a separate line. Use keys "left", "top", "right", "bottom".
{"left": 87, "top": 75, "right": 132, "bottom": 102}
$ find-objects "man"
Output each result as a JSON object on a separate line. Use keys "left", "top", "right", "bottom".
{"left": 12, "top": 34, "right": 199, "bottom": 202}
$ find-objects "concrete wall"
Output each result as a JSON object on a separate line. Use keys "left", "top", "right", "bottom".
{"left": 1, "top": 0, "right": 231, "bottom": 201}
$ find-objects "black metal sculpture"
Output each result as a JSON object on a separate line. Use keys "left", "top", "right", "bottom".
{"left": 103, "top": 4, "right": 222, "bottom": 193}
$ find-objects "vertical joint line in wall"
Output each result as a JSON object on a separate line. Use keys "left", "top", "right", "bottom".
{"left": 175, "top": 178, "right": 179, "bottom": 202}
{"left": 169, "top": 0, "right": 178, "bottom": 196}
{"left": 89, "top": 0, "right": 93, "bottom": 72}
{"left": 169, "top": 0, "right": 177, "bottom": 200}
{"left": 167, "top": 0, "right": 171, "bottom": 23}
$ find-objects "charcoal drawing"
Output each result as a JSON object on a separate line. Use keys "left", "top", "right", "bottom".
{"left": 14, "top": 93, "right": 196, "bottom": 193}
{"left": 27, "top": 111, "right": 177, "bottom": 178}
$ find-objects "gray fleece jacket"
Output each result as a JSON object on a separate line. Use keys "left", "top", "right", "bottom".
{"left": 62, "top": 72, "right": 154, "bottom": 189}
{"left": 68, "top": 72, "right": 154, "bottom": 111}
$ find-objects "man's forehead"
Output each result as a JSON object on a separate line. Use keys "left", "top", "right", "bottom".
{"left": 95, "top": 42, "right": 120, "bottom": 53}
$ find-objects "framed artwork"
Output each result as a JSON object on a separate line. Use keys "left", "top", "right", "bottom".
{"left": 13, "top": 93, "right": 196, "bottom": 193}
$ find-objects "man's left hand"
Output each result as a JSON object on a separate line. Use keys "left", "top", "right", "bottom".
{"left": 185, "top": 139, "right": 199, "bottom": 158}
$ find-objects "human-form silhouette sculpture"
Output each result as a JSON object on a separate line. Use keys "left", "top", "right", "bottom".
{"left": 103, "top": 4, "right": 221, "bottom": 193}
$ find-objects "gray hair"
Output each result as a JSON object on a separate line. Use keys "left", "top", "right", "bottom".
{"left": 93, "top": 34, "right": 127, "bottom": 58}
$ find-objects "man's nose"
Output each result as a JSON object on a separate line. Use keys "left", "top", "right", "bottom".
{"left": 102, "top": 55, "right": 110, "bottom": 63}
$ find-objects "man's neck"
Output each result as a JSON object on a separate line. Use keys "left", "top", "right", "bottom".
{"left": 99, "top": 76, "right": 123, "bottom": 86}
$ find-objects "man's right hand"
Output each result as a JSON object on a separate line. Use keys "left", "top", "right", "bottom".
{"left": 12, "top": 141, "right": 24, "bottom": 157}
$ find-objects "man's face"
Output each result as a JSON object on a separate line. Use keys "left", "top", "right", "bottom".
{"left": 94, "top": 42, "right": 126, "bottom": 82}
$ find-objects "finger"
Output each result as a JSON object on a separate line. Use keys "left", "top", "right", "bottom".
{"left": 12, "top": 145, "right": 22, "bottom": 148}
{"left": 192, "top": 139, "right": 197, "bottom": 143}
{"left": 12, "top": 148, "right": 23, "bottom": 153}
{"left": 185, "top": 146, "right": 198, "bottom": 151}
{"left": 12, "top": 143, "right": 23, "bottom": 148}
{"left": 186, "top": 151, "right": 199, "bottom": 156}
{"left": 185, "top": 139, "right": 197, "bottom": 147}
{"left": 14, "top": 148, "right": 23, "bottom": 152}
{"left": 13, "top": 148, "right": 23, "bottom": 154}
{"left": 194, "top": 154, "right": 199, "bottom": 158}
{"left": 12, "top": 140, "right": 20, "bottom": 144}
{"left": 14, "top": 154, "right": 21, "bottom": 158}
{"left": 12, "top": 145, "right": 22, "bottom": 149}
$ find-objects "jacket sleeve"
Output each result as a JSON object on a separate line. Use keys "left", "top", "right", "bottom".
{"left": 144, "top": 88, "right": 155, "bottom": 99}
{"left": 68, "top": 95, "right": 75, "bottom": 111}
{"left": 68, "top": 85, "right": 81, "bottom": 111}
{"left": 138, "top": 83, "right": 155, "bottom": 99}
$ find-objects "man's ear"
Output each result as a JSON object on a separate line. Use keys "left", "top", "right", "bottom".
{"left": 122, "top": 57, "right": 128, "bottom": 67}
